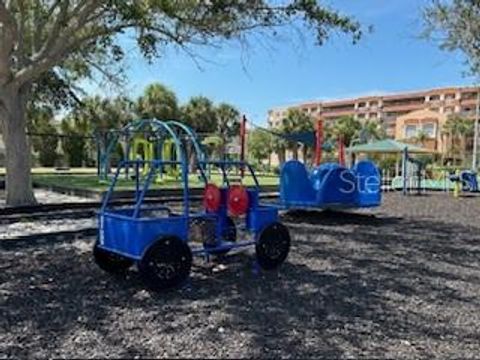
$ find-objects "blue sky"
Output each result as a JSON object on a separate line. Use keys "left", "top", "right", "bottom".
{"left": 88, "top": 0, "right": 474, "bottom": 126}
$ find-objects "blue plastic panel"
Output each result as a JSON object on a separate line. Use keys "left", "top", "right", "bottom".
{"left": 280, "top": 160, "right": 316, "bottom": 204}
{"left": 98, "top": 213, "right": 189, "bottom": 260}
{"left": 246, "top": 206, "right": 278, "bottom": 233}
{"left": 317, "top": 166, "right": 357, "bottom": 205}
{"left": 353, "top": 160, "right": 382, "bottom": 206}
{"left": 310, "top": 163, "right": 340, "bottom": 191}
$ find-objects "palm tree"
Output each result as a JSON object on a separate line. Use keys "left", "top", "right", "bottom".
{"left": 281, "top": 108, "right": 314, "bottom": 161}
{"left": 181, "top": 96, "right": 218, "bottom": 170}
{"left": 332, "top": 115, "right": 362, "bottom": 147}
{"left": 271, "top": 135, "right": 287, "bottom": 165}
{"left": 443, "top": 117, "right": 458, "bottom": 162}
{"left": 456, "top": 118, "right": 474, "bottom": 166}
{"left": 181, "top": 96, "right": 217, "bottom": 133}
{"left": 414, "top": 130, "right": 429, "bottom": 147}
{"left": 72, "top": 95, "right": 135, "bottom": 167}
{"left": 215, "top": 103, "right": 240, "bottom": 160}
{"left": 137, "top": 83, "right": 179, "bottom": 120}
{"left": 443, "top": 116, "right": 474, "bottom": 165}
{"left": 358, "top": 120, "right": 386, "bottom": 143}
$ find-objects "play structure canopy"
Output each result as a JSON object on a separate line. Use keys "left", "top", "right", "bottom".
{"left": 282, "top": 132, "right": 316, "bottom": 146}
{"left": 347, "top": 139, "right": 433, "bottom": 154}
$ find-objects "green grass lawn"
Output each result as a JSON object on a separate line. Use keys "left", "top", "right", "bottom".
{"left": 33, "top": 172, "right": 279, "bottom": 192}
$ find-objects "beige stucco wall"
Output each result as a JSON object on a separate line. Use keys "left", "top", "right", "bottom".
{"left": 395, "top": 109, "right": 447, "bottom": 152}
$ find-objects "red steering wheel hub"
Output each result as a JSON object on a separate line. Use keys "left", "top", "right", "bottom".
{"left": 228, "top": 185, "right": 249, "bottom": 216}
{"left": 203, "top": 183, "right": 221, "bottom": 212}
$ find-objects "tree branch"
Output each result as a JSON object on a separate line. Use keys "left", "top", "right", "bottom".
{"left": 0, "top": 1, "right": 18, "bottom": 83}
{"left": 38, "top": 0, "right": 71, "bottom": 58}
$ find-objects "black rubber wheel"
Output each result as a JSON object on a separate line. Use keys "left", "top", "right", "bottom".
{"left": 256, "top": 222, "right": 291, "bottom": 270}
{"left": 93, "top": 242, "right": 134, "bottom": 274}
{"left": 204, "top": 216, "right": 237, "bottom": 255}
{"left": 138, "top": 236, "right": 192, "bottom": 291}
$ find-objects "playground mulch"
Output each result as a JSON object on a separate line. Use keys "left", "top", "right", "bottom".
{"left": 1, "top": 192, "right": 480, "bottom": 358}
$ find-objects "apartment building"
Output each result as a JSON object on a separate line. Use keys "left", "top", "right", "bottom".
{"left": 267, "top": 86, "right": 479, "bottom": 149}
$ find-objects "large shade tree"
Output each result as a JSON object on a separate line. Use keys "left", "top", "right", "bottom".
{"left": 0, "top": 0, "right": 362, "bottom": 205}
{"left": 423, "top": 0, "right": 480, "bottom": 75}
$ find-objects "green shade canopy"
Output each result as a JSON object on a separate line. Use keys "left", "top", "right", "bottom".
{"left": 347, "top": 139, "right": 433, "bottom": 154}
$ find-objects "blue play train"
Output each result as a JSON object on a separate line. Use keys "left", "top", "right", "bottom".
{"left": 279, "top": 160, "right": 382, "bottom": 210}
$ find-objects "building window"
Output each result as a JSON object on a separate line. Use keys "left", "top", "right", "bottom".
{"left": 422, "top": 123, "right": 435, "bottom": 138}
{"left": 405, "top": 125, "right": 417, "bottom": 138}
{"left": 369, "top": 113, "right": 378, "bottom": 119}
{"left": 445, "top": 106, "right": 454, "bottom": 114}
{"left": 445, "top": 93, "right": 456, "bottom": 100}
{"left": 461, "top": 91, "right": 478, "bottom": 100}
{"left": 430, "top": 95, "right": 440, "bottom": 101}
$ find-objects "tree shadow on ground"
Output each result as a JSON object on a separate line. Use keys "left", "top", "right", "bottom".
{"left": 1, "top": 209, "right": 480, "bottom": 357}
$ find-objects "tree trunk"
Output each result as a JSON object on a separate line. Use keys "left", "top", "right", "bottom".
{"left": 461, "top": 136, "right": 467, "bottom": 167}
{"left": 292, "top": 143, "right": 298, "bottom": 160}
{"left": 219, "top": 140, "right": 226, "bottom": 161}
{"left": 302, "top": 145, "right": 308, "bottom": 165}
{"left": 277, "top": 147, "right": 286, "bottom": 164}
{"left": 440, "top": 134, "right": 445, "bottom": 164}
{"left": 0, "top": 85, "right": 37, "bottom": 206}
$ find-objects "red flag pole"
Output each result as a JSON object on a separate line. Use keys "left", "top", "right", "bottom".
{"left": 314, "top": 119, "right": 323, "bottom": 166}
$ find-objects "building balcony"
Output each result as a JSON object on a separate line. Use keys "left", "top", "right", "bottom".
{"left": 460, "top": 98, "right": 478, "bottom": 107}
{"left": 321, "top": 108, "right": 355, "bottom": 117}
{"left": 382, "top": 103, "right": 424, "bottom": 112}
